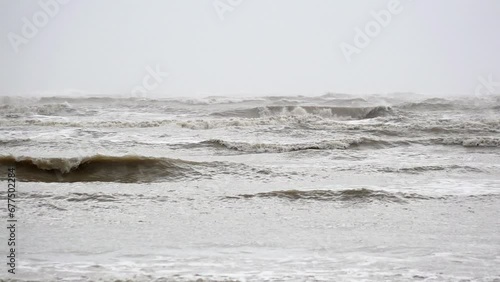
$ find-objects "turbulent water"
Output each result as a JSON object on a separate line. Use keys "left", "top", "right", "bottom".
{"left": 0, "top": 93, "right": 500, "bottom": 281}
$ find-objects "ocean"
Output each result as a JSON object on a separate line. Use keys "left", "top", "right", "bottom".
{"left": 1, "top": 93, "right": 499, "bottom": 281}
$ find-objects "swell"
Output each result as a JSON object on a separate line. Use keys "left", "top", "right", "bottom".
{"left": 395, "top": 98, "right": 458, "bottom": 111}
{"left": 0, "top": 191, "right": 498, "bottom": 206}
{"left": 189, "top": 136, "right": 500, "bottom": 153}
{"left": 2, "top": 115, "right": 498, "bottom": 135}
{"left": 430, "top": 137, "right": 500, "bottom": 147}
{"left": 0, "top": 119, "right": 176, "bottom": 128}
{"left": 0, "top": 155, "right": 203, "bottom": 183}
{"left": 37, "top": 96, "right": 265, "bottom": 105}
{"left": 0, "top": 102, "right": 78, "bottom": 117}
{"left": 210, "top": 105, "right": 393, "bottom": 119}
{"left": 199, "top": 138, "right": 391, "bottom": 153}
{"left": 395, "top": 98, "right": 500, "bottom": 111}
{"left": 226, "top": 188, "right": 434, "bottom": 203}
{"left": 378, "top": 165, "right": 483, "bottom": 174}
{"left": 396, "top": 102, "right": 458, "bottom": 111}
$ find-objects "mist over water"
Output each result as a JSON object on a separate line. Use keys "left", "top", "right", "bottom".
{"left": 2, "top": 1, "right": 500, "bottom": 96}
{"left": 1, "top": 0, "right": 500, "bottom": 281}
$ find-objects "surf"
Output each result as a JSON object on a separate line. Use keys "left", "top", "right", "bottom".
{"left": 0, "top": 155, "right": 202, "bottom": 183}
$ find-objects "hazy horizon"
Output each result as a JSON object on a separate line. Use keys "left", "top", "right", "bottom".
{"left": 1, "top": 0, "right": 500, "bottom": 97}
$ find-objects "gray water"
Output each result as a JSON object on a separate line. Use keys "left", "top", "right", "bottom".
{"left": 1, "top": 93, "right": 500, "bottom": 281}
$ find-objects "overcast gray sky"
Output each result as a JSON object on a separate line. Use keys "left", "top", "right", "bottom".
{"left": 1, "top": 0, "right": 499, "bottom": 97}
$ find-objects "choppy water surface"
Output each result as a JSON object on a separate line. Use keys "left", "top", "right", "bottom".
{"left": 1, "top": 93, "right": 499, "bottom": 281}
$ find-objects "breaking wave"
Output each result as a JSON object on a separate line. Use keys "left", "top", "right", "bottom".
{"left": 201, "top": 138, "right": 391, "bottom": 153}
{"left": 395, "top": 97, "right": 500, "bottom": 111}
{"left": 211, "top": 106, "right": 393, "bottom": 119}
{"left": 0, "top": 155, "right": 203, "bottom": 183}
{"left": 0, "top": 102, "right": 79, "bottom": 117}
{"left": 431, "top": 137, "right": 500, "bottom": 147}
{"left": 191, "top": 136, "right": 500, "bottom": 153}
{"left": 397, "top": 102, "right": 458, "bottom": 111}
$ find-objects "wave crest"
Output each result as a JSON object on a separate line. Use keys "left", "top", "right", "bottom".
{"left": 0, "top": 102, "right": 77, "bottom": 117}
{"left": 0, "top": 155, "right": 200, "bottom": 183}
{"left": 211, "top": 106, "right": 392, "bottom": 119}
{"left": 202, "top": 138, "right": 389, "bottom": 153}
